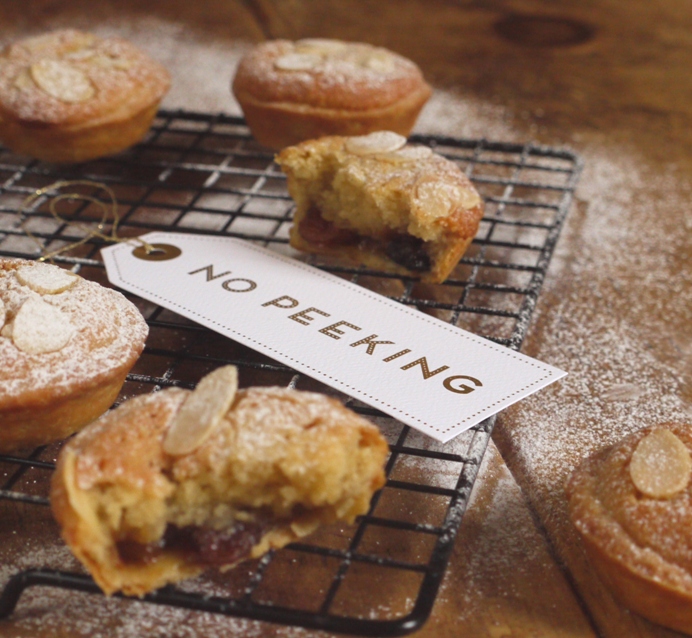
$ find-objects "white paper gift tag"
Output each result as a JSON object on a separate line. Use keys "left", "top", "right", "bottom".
{"left": 102, "top": 232, "right": 565, "bottom": 442}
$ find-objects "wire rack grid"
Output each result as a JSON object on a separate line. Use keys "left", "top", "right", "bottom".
{"left": 0, "top": 110, "right": 581, "bottom": 637}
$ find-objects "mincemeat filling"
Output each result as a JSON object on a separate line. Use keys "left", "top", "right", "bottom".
{"left": 116, "top": 520, "right": 270, "bottom": 567}
{"left": 299, "top": 207, "right": 431, "bottom": 272}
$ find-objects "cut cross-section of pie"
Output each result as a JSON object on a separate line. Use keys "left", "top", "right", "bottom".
{"left": 50, "top": 366, "right": 389, "bottom": 596}
{"left": 277, "top": 131, "right": 484, "bottom": 283}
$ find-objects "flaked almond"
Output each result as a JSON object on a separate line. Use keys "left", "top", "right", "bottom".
{"left": 345, "top": 131, "right": 407, "bottom": 156}
{"left": 0, "top": 298, "right": 5, "bottom": 329}
{"left": 414, "top": 179, "right": 481, "bottom": 221}
{"left": 295, "top": 38, "right": 348, "bottom": 55}
{"left": 377, "top": 145, "right": 433, "bottom": 163}
{"left": 12, "top": 296, "right": 75, "bottom": 355}
{"left": 64, "top": 47, "right": 96, "bottom": 62}
{"left": 360, "top": 51, "right": 396, "bottom": 73}
{"left": 1, "top": 320, "right": 12, "bottom": 339}
{"left": 16, "top": 262, "right": 79, "bottom": 295}
{"left": 414, "top": 180, "right": 462, "bottom": 220}
{"left": 602, "top": 383, "right": 644, "bottom": 402}
{"left": 13, "top": 69, "right": 36, "bottom": 91}
{"left": 630, "top": 428, "right": 692, "bottom": 499}
{"left": 163, "top": 365, "right": 239, "bottom": 456}
{"left": 30, "top": 59, "right": 95, "bottom": 103}
{"left": 274, "top": 53, "right": 321, "bottom": 72}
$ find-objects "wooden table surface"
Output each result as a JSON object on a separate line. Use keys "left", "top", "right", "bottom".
{"left": 0, "top": 1, "right": 691, "bottom": 637}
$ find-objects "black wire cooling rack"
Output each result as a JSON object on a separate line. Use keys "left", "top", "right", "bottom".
{"left": 0, "top": 110, "right": 582, "bottom": 637}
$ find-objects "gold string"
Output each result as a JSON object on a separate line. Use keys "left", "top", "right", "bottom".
{"left": 19, "top": 179, "right": 156, "bottom": 262}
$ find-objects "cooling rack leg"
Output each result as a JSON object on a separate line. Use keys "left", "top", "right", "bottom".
{"left": 0, "top": 569, "right": 102, "bottom": 618}
{"left": 0, "top": 571, "right": 30, "bottom": 618}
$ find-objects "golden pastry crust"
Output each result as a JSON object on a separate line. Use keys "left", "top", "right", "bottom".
{"left": 566, "top": 423, "right": 692, "bottom": 634}
{"left": 0, "top": 29, "right": 170, "bottom": 163}
{"left": 50, "top": 375, "right": 389, "bottom": 596}
{"left": 0, "top": 258, "right": 148, "bottom": 452}
{"left": 277, "top": 132, "right": 484, "bottom": 283}
{"left": 232, "top": 39, "right": 431, "bottom": 149}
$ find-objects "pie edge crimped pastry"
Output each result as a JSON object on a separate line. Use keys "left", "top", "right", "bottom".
{"left": 566, "top": 422, "right": 692, "bottom": 635}
{"left": 50, "top": 369, "right": 389, "bottom": 596}
{"left": 0, "top": 29, "right": 170, "bottom": 163}
{"left": 232, "top": 38, "right": 432, "bottom": 150}
{"left": 0, "top": 257, "right": 148, "bottom": 452}
{"left": 277, "top": 132, "right": 484, "bottom": 284}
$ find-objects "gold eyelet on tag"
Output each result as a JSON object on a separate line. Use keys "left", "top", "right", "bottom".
{"left": 132, "top": 243, "right": 182, "bottom": 261}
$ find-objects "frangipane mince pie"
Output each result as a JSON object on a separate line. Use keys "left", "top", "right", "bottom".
{"left": 232, "top": 38, "right": 431, "bottom": 149}
{"left": 0, "top": 29, "right": 170, "bottom": 163}
{"left": 277, "top": 131, "right": 484, "bottom": 283}
{"left": 50, "top": 366, "right": 389, "bottom": 596}
{"left": 0, "top": 257, "right": 148, "bottom": 452}
{"left": 567, "top": 422, "right": 692, "bottom": 634}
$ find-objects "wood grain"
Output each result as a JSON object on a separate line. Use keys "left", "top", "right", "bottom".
{"left": 0, "top": 1, "right": 691, "bottom": 636}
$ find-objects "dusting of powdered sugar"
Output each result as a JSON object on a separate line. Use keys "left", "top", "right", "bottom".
{"left": 0, "top": 536, "right": 311, "bottom": 638}
{"left": 494, "top": 141, "right": 692, "bottom": 538}
{"left": 60, "top": 16, "right": 251, "bottom": 115}
{"left": 0, "top": 12, "right": 688, "bottom": 633}
{"left": 0, "top": 260, "right": 148, "bottom": 398}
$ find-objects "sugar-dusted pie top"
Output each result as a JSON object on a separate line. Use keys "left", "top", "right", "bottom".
{"left": 233, "top": 38, "right": 431, "bottom": 112}
{"left": 0, "top": 29, "right": 170, "bottom": 126}
{"left": 69, "top": 384, "right": 387, "bottom": 498}
{"left": 567, "top": 422, "right": 692, "bottom": 588}
{"left": 0, "top": 258, "right": 148, "bottom": 408}
{"left": 277, "top": 132, "right": 484, "bottom": 242}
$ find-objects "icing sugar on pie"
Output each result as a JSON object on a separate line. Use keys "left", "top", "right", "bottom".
{"left": 0, "top": 258, "right": 148, "bottom": 452}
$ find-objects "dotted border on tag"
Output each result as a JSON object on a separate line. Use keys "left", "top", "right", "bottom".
{"left": 105, "top": 233, "right": 563, "bottom": 439}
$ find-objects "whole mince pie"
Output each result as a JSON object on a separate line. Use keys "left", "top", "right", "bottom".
{"left": 232, "top": 38, "right": 431, "bottom": 150}
{"left": 277, "top": 131, "right": 484, "bottom": 283}
{"left": 50, "top": 365, "right": 389, "bottom": 596}
{"left": 0, "top": 29, "right": 170, "bottom": 163}
{"left": 0, "top": 257, "right": 148, "bottom": 453}
{"left": 567, "top": 423, "right": 692, "bottom": 634}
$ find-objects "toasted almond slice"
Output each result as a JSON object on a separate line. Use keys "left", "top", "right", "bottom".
{"left": 13, "top": 68, "right": 36, "bottom": 91}
{"left": 12, "top": 296, "right": 75, "bottom": 355}
{"left": 377, "top": 145, "right": 433, "bottom": 163}
{"left": 413, "top": 180, "right": 463, "bottom": 220}
{"left": 0, "top": 298, "right": 6, "bottom": 329}
{"left": 64, "top": 48, "right": 96, "bottom": 62}
{"left": 1, "top": 320, "right": 12, "bottom": 339}
{"left": 414, "top": 179, "right": 481, "bottom": 221}
{"left": 163, "top": 365, "right": 239, "bottom": 456}
{"left": 274, "top": 53, "right": 321, "bottom": 72}
{"left": 16, "top": 262, "right": 79, "bottom": 295}
{"left": 630, "top": 428, "right": 692, "bottom": 499}
{"left": 345, "top": 131, "right": 407, "bottom": 156}
{"left": 295, "top": 38, "right": 348, "bottom": 55}
{"left": 360, "top": 51, "right": 396, "bottom": 73}
{"left": 30, "top": 58, "right": 95, "bottom": 103}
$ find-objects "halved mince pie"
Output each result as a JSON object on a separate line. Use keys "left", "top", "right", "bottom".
{"left": 50, "top": 366, "right": 389, "bottom": 596}
{"left": 277, "top": 131, "right": 484, "bottom": 283}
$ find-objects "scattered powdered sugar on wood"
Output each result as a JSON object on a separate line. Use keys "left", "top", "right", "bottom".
{"left": 415, "top": 88, "right": 521, "bottom": 140}
{"left": 492, "top": 142, "right": 692, "bottom": 549}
